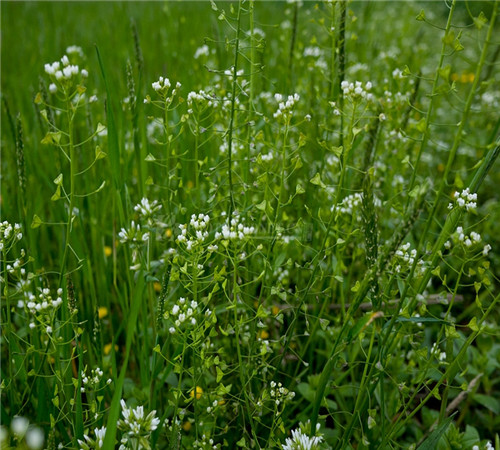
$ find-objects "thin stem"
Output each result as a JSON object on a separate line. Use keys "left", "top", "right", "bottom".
{"left": 227, "top": 0, "right": 243, "bottom": 217}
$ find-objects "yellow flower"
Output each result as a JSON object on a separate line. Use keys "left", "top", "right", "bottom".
{"left": 258, "top": 330, "right": 269, "bottom": 339}
{"left": 104, "top": 246, "right": 112, "bottom": 257}
{"left": 165, "top": 228, "right": 173, "bottom": 238}
{"left": 182, "top": 421, "right": 192, "bottom": 431}
{"left": 154, "top": 282, "right": 162, "bottom": 293}
{"left": 272, "top": 306, "right": 280, "bottom": 316}
{"left": 98, "top": 307, "right": 108, "bottom": 319}
{"left": 189, "top": 386, "right": 203, "bottom": 400}
{"left": 104, "top": 343, "right": 118, "bottom": 355}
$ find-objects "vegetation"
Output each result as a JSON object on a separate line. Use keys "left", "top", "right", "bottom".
{"left": 1, "top": 1, "right": 500, "bottom": 449}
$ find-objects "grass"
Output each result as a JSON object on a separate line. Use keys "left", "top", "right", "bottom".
{"left": 1, "top": 1, "right": 500, "bottom": 449}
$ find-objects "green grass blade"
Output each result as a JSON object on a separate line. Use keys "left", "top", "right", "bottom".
{"left": 418, "top": 413, "right": 456, "bottom": 450}
{"left": 102, "top": 272, "right": 145, "bottom": 449}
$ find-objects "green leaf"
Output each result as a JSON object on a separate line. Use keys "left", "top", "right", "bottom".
{"left": 51, "top": 185, "right": 61, "bottom": 201}
{"left": 438, "top": 65, "right": 451, "bottom": 82}
{"left": 53, "top": 173, "right": 63, "bottom": 185}
{"left": 395, "top": 317, "right": 448, "bottom": 324}
{"left": 474, "top": 394, "right": 500, "bottom": 414}
{"left": 145, "top": 153, "right": 156, "bottom": 162}
{"left": 103, "top": 273, "right": 145, "bottom": 449}
{"left": 331, "top": 146, "right": 343, "bottom": 157}
{"left": 431, "top": 266, "right": 440, "bottom": 277}
{"left": 95, "top": 146, "right": 107, "bottom": 160}
{"left": 216, "top": 366, "right": 224, "bottom": 383}
{"left": 468, "top": 317, "right": 479, "bottom": 332}
{"left": 310, "top": 172, "right": 326, "bottom": 188}
{"left": 31, "top": 214, "right": 42, "bottom": 229}
{"left": 96, "top": 45, "right": 122, "bottom": 192}
{"left": 256, "top": 199, "right": 267, "bottom": 211}
{"left": 41, "top": 131, "right": 62, "bottom": 145}
{"left": 473, "top": 12, "right": 487, "bottom": 30}
{"left": 418, "top": 414, "right": 455, "bottom": 450}
{"left": 297, "top": 382, "right": 315, "bottom": 402}
{"left": 96, "top": 122, "right": 106, "bottom": 134}
{"left": 416, "top": 9, "right": 425, "bottom": 21}
{"left": 347, "top": 314, "right": 371, "bottom": 341}
{"left": 445, "top": 325, "right": 460, "bottom": 339}
{"left": 295, "top": 183, "right": 305, "bottom": 195}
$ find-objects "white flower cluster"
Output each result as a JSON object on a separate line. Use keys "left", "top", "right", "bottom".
{"left": 223, "top": 66, "right": 244, "bottom": 81}
{"left": 341, "top": 80, "right": 374, "bottom": 101}
{"left": 152, "top": 76, "right": 169, "bottom": 92}
{"left": 118, "top": 400, "right": 160, "bottom": 450}
{"left": 194, "top": 44, "right": 210, "bottom": 59}
{"left": 394, "top": 242, "right": 425, "bottom": 275}
{"left": 273, "top": 93, "right": 300, "bottom": 121}
{"left": 382, "top": 89, "right": 409, "bottom": 107}
{"left": 457, "top": 227, "right": 481, "bottom": 247}
{"left": 303, "top": 47, "right": 328, "bottom": 72}
{"left": 193, "top": 433, "right": 218, "bottom": 450}
{"left": 66, "top": 45, "right": 84, "bottom": 58}
{"left": 332, "top": 193, "right": 363, "bottom": 215}
{"left": 0, "top": 221, "right": 23, "bottom": 251}
{"left": 445, "top": 226, "right": 491, "bottom": 255}
{"left": 78, "top": 426, "right": 107, "bottom": 450}
{"left": 134, "top": 198, "right": 162, "bottom": 223}
{"left": 270, "top": 380, "right": 295, "bottom": 406}
{"left": 20, "top": 287, "right": 63, "bottom": 331}
{"left": 303, "top": 46, "right": 322, "bottom": 58}
{"left": 177, "top": 214, "right": 211, "bottom": 251}
{"left": 219, "top": 139, "right": 245, "bottom": 155}
{"left": 118, "top": 221, "right": 150, "bottom": 244}
{"left": 146, "top": 118, "right": 164, "bottom": 144}
{"left": 222, "top": 92, "right": 242, "bottom": 111}
{"left": 149, "top": 76, "right": 181, "bottom": 101}
{"left": 5, "top": 416, "right": 44, "bottom": 450}
{"left": 81, "top": 366, "right": 111, "bottom": 393}
{"left": 473, "top": 442, "right": 495, "bottom": 450}
{"left": 4, "top": 250, "right": 26, "bottom": 276}
{"left": 215, "top": 212, "right": 255, "bottom": 241}
{"left": 431, "top": 343, "right": 447, "bottom": 364}
{"left": 253, "top": 27, "right": 266, "bottom": 39}
{"left": 166, "top": 297, "right": 199, "bottom": 332}
{"left": 187, "top": 90, "right": 213, "bottom": 113}
{"left": 448, "top": 188, "right": 477, "bottom": 211}
{"left": 282, "top": 423, "right": 323, "bottom": 450}
{"left": 44, "top": 53, "right": 88, "bottom": 91}
{"left": 392, "top": 68, "right": 404, "bottom": 80}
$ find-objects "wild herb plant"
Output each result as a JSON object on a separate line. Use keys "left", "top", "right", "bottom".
{"left": 1, "top": 1, "right": 500, "bottom": 449}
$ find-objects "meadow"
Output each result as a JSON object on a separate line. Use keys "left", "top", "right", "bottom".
{"left": 1, "top": 1, "right": 500, "bottom": 448}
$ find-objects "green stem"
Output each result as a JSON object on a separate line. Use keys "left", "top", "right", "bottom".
{"left": 381, "top": 289, "right": 500, "bottom": 447}
{"left": 227, "top": 0, "right": 243, "bottom": 217}
{"left": 405, "top": 0, "right": 457, "bottom": 207}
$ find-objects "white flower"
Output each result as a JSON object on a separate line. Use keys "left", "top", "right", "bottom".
{"left": 282, "top": 425, "right": 323, "bottom": 450}
{"left": 194, "top": 44, "right": 210, "bottom": 59}
{"left": 11, "top": 417, "right": 29, "bottom": 437}
{"left": 25, "top": 427, "right": 44, "bottom": 450}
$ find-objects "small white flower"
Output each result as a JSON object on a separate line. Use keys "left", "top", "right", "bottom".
{"left": 25, "top": 427, "right": 45, "bottom": 450}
